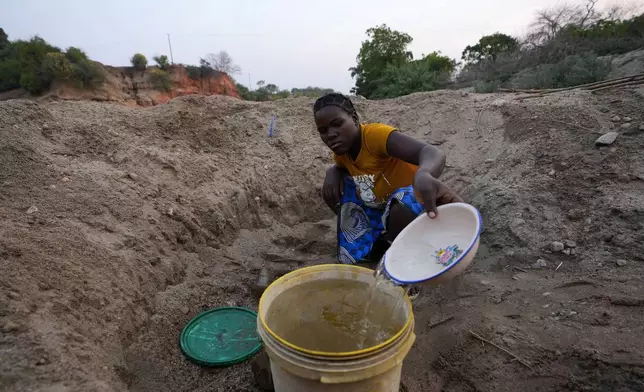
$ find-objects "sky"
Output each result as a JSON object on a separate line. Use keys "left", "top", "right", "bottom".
{"left": 0, "top": 0, "right": 633, "bottom": 93}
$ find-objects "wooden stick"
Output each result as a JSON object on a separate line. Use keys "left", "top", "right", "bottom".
{"left": 468, "top": 330, "right": 533, "bottom": 370}
{"left": 500, "top": 73, "right": 644, "bottom": 94}
{"left": 429, "top": 316, "right": 455, "bottom": 329}
{"left": 590, "top": 79, "right": 644, "bottom": 93}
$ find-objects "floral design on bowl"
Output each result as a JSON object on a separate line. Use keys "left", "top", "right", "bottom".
{"left": 435, "top": 245, "right": 463, "bottom": 266}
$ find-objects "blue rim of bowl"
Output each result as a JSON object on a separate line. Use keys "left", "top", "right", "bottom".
{"left": 384, "top": 203, "right": 483, "bottom": 285}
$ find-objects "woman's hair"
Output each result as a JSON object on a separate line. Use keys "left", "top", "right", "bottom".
{"left": 313, "top": 93, "right": 357, "bottom": 118}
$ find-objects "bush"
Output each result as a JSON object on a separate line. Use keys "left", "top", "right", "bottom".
{"left": 0, "top": 59, "right": 21, "bottom": 90}
{"left": 71, "top": 60, "right": 105, "bottom": 89}
{"left": 42, "top": 52, "right": 73, "bottom": 80}
{"left": 65, "top": 47, "right": 88, "bottom": 63}
{"left": 153, "top": 55, "right": 169, "bottom": 71}
{"left": 186, "top": 65, "right": 201, "bottom": 80}
{"left": 149, "top": 69, "right": 172, "bottom": 92}
{"left": 370, "top": 62, "right": 452, "bottom": 99}
{"left": 130, "top": 53, "right": 147, "bottom": 71}
{"left": 508, "top": 53, "right": 611, "bottom": 89}
{"left": 473, "top": 80, "right": 502, "bottom": 93}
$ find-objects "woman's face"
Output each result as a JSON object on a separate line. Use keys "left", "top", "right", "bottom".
{"left": 314, "top": 106, "right": 359, "bottom": 155}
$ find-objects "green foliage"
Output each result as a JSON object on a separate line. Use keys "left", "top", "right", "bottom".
{"left": 461, "top": 33, "right": 519, "bottom": 64}
{"left": 70, "top": 60, "right": 105, "bottom": 89}
{"left": 149, "top": 68, "right": 172, "bottom": 92}
{"left": 41, "top": 52, "right": 73, "bottom": 80}
{"left": 153, "top": 55, "right": 170, "bottom": 70}
{"left": 350, "top": 24, "right": 414, "bottom": 98}
{"left": 290, "top": 86, "right": 335, "bottom": 97}
{"left": 0, "top": 28, "right": 8, "bottom": 47}
{"left": 236, "top": 80, "right": 292, "bottom": 101}
{"left": 508, "top": 53, "right": 611, "bottom": 90}
{"left": 65, "top": 47, "right": 88, "bottom": 63}
{"left": 459, "top": 9, "right": 643, "bottom": 91}
{"left": 370, "top": 61, "right": 452, "bottom": 99}
{"left": 186, "top": 65, "right": 201, "bottom": 80}
{"left": 130, "top": 53, "right": 147, "bottom": 71}
{"left": 473, "top": 80, "right": 501, "bottom": 93}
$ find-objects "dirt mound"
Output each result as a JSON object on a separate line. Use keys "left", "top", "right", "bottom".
{"left": 1, "top": 87, "right": 644, "bottom": 392}
{"left": 0, "top": 65, "right": 239, "bottom": 107}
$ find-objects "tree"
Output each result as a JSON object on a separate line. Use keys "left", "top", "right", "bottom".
{"left": 204, "top": 51, "right": 241, "bottom": 74}
{"left": 461, "top": 33, "right": 519, "bottom": 64}
{"left": 256, "top": 80, "right": 265, "bottom": 88}
{"left": 349, "top": 24, "right": 413, "bottom": 98}
{"left": 153, "top": 55, "right": 169, "bottom": 71}
{"left": 130, "top": 53, "right": 147, "bottom": 71}
{"left": 0, "top": 28, "right": 8, "bottom": 48}
{"left": 525, "top": 0, "right": 601, "bottom": 47}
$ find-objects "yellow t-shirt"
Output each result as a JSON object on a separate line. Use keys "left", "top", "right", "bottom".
{"left": 334, "top": 123, "right": 418, "bottom": 208}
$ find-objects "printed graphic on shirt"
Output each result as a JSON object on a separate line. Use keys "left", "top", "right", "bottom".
{"left": 352, "top": 174, "right": 376, "bottom": 204}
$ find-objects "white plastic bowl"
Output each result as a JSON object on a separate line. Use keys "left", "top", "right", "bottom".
{"left": 383, "top": 202, "right": 482, "bottom": 285}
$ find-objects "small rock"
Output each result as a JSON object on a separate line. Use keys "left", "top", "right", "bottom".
{"left": 150, "top": 257, "right": 161, "bottom": 266}
{"left": 42, "top": 124, "right": 49, "bottom": 130}
{"left": 7, "top": 292, "right": 19, "bottom": 300}
{"left": 599, "top": 107, "right": 609, "bottom": 113}
{"left": 532, "top": 259, "right": 548, "bottom": 269}
{"left": 485, "top": 159, "right": 493, "bottom": 163}
{"left": 621, "top": 123, "right": 632, "bottom": 130}
{"left": 611, "top": 115, "right": 621, "bottom": 122}
{"left": 595, "top": 132, "right": 618, "bottom": 146}
{"left": 128, "top": 172, "right": 139, "bottom": 181}
{"left": 49, "top": 184, "right": 56, "bottom": 190}
{"left": 61, "top": 176, "right": 70, "bottom": 182}
{"left": 548, "top": 169, "right": 556, "bottom": 176}
{"left": 252, "top": 268, "right": 274, "bottom": 298}
{"left": 640, "top": 124, "right": 644, "bottom": 131}
{"left": 616, "top": 259, "right": 628, "bottom": 267}
{"left": 492, "top": 99, "right": 507, "bottom": 107}
{"left": 618, "top": 174, "right": 630, "bottom": 183}
{"left": 180, "top": 306, "right": 190, "bottom": 315}
{"left": 2, "top": 321, "right": 20, "bottom": 333}
{"left": 480, "top": 280, "right": 491, "bottom": 286}
{"left": 623, "top": 116, "right": 632, "bottom": 122}
{"left": 461, "top": 92, "right": 469, "bottom": 97}
{"left": 166, "top": 208, "right": 174, "bottom": 216}
{"left": 564, "top": 240, "right": 577, "bottom": 248}
{"left": 468, "top": 128, "right": 474, "bottom": 132}
{"left": 36, "top": 357, "right": 48, "bottom": 365}
{"left": 563, "top": 249, "right": 571, "bottom": 255}
{"left": 550, "top": 241, "right": 565, "bottom": 252}
{"left": 26, "top": 206, "right": 38, "bottom": 214}
{"left": 254, "top": 196, "right": 260, "bottom": 201}
{"left": 542, "top": 292, "right": 552, "bottom": 296}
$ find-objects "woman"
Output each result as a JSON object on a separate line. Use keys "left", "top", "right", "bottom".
{"left": 314, "top": 93, "right": 462, "bottom": 265}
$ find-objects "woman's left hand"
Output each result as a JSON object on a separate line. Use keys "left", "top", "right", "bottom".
{"left": 413, "top": 169, "right": 463, "bottom": 218}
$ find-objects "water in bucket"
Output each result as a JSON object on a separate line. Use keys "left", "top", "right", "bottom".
{"left": 265, "top": 266, "right": 407, "bottom": 352}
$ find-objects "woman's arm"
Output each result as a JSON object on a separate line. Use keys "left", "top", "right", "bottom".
{"left": 386, "top": 131, "right": 460, "bottom": 217}
{"left": 386, "top": 132, "right": 446, "bottom": 178}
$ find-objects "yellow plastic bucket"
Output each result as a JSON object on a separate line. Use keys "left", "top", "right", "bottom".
{"left": 257, "top": 264, "right": 415, "bottom": 392}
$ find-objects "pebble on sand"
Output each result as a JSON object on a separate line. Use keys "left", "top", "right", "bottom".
{"left": 611, "top": 115, "right": 621, "bottom": 122}
{"left": 616, "top": 259, "right": 628, "bottom": 267}
{"left": 128, "top": 172, "right": 139, "bottom": 181}
{"left": 26, "top": 206, "right": 38, "bottom": 214}
{"left": 623, "top": 116, "right": 632, "bottom": 122}
{"left": 550, "top": 242, "right": 565, "bottom": 252}
{"left": 564, "top": 240, "right": 577, "bottom": 248}
{"left": 532, "top": 259, "right": 549, "bottom": 269}
{"left": 594, "top": 132, "right": 618, "bottom": 146}
{"left": 180, "top": 306, "right": 190, "bottom": 315}
{"left": 621, "top": 123, "right": 632, "bottom": 130}
{"left": 1, "top": 321, "right": 20, "bottom": 333}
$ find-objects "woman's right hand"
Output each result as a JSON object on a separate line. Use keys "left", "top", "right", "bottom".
{"left": 322, "top": 165, "right": 346, "bottom": 213}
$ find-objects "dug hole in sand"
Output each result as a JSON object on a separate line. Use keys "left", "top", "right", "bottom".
{"left": 1, "top": 87, "right": 644, "bottom": 391}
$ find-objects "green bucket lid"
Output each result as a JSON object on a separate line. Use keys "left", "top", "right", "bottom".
{"left": 180, "top": 307, "right": 262, "bottom": 367}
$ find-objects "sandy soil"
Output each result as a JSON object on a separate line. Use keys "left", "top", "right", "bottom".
{"left": 1, "top": 88, "right": 644, "bottom": 392}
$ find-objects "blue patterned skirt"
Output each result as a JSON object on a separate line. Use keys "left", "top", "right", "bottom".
{"left": 337, "top": 177, "right": 424, "bottom": 264}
